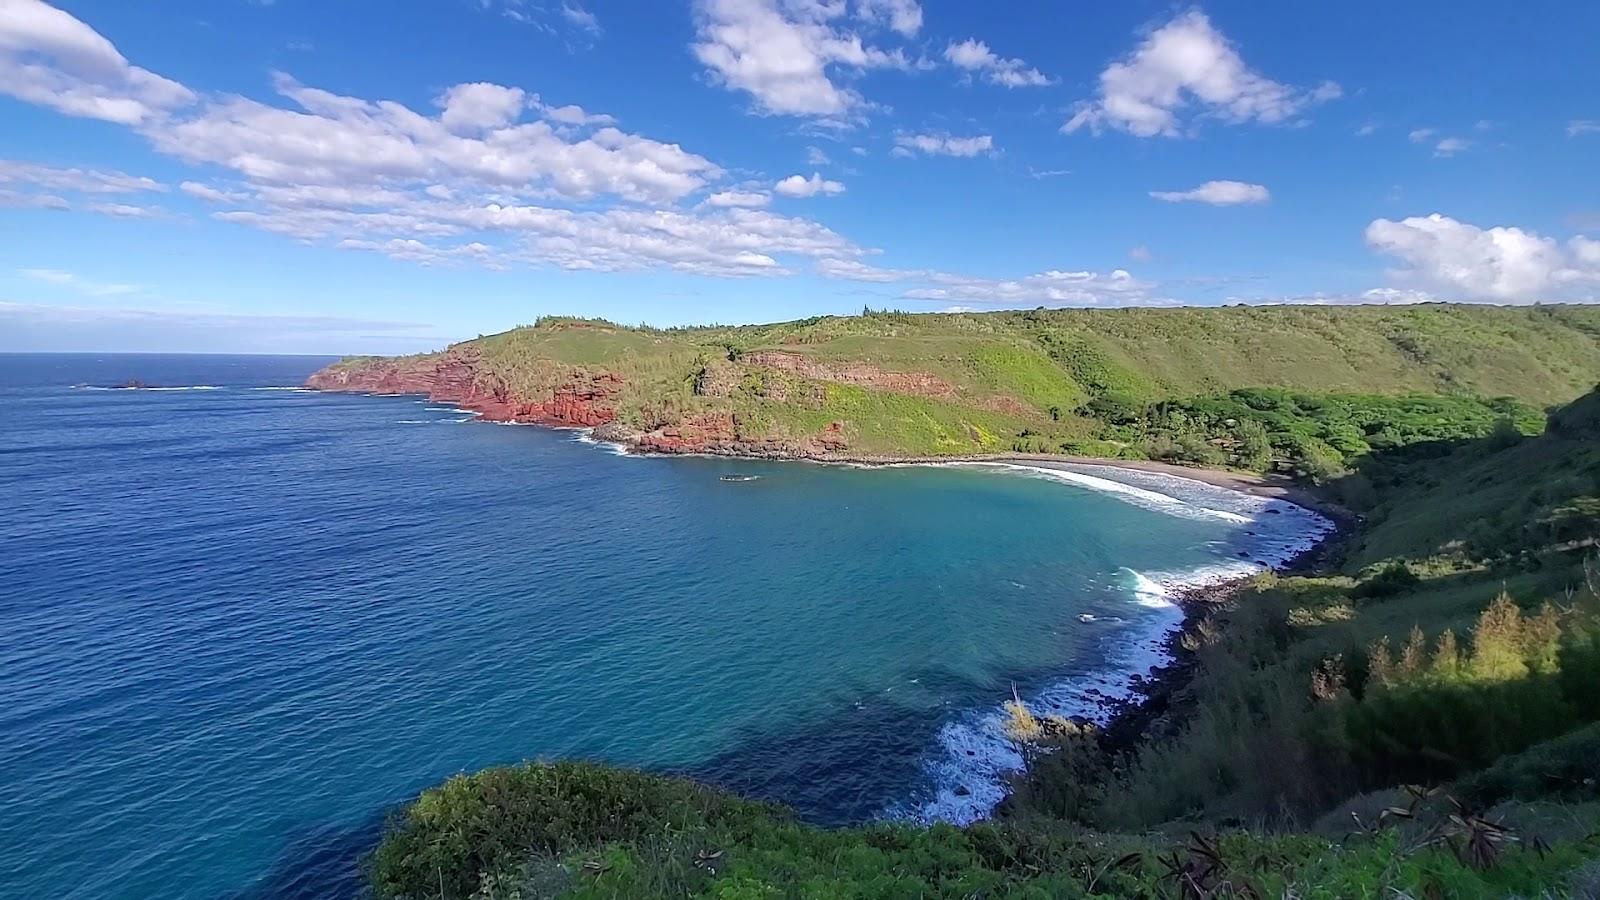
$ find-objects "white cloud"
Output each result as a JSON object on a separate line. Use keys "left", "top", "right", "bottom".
{"left": 943, "top": 38, "right": 1052, "bottom": 88}
{"left": 1365, "top": 213, "right": 1600, "bottom": 302}
{"left": 18, "top": 267, "right": 138, "bottom": 295}
{"left": 0, "top": 158, "right": 162, "bottom": 193}
{"left": 1150, "top": 179, "right": 1268, "bottom": 205}
{"left": 904, "top": 268, "right": 1165, "bottom": 306}
{"left": 1356, "top": 122, "right": 1378, "bottom": 137}
{"left": 814, "top": 257, "right": 922, "bottom": 282}
{"left": 86, "top": 201, "right": 161, "bottom": 218}
{"left": 534, "top": 98, "right": 616, "bottom": 127}
{"left": 0, "top": 187, "right": 69, "bottom": 209}
{"left": 1408, "top": 128, "right": 1436, "bottom": 143}
{"left": 0, "top": 3, "right": 901, "bottom": 281}
{"left": 0, "top": 0, "right": 194, "bottom": 124}
{"left": 1063, "top": 10, "right": 1336, "bottom": 137}
{"left": 144, "top": 73, "right": 719, "bottom": 204}
{"left": 1432, "top": 137, "right": 1469, "bottom": 157}
{"left": 560, "top": 2, "right": 601, "bottom": 35}
{"left": 179, "top": 181, "right": 247, "bottom": 203}
{"left": 703, "top": 189, "right": 771, "bottom": 208}
{"left": 893, "top": 132, "right": 994, "bottom": 157}
{"left": 1128, "top": 244, "right": 1152, "bottom": 262}
{"left": 1232, "top": 288, "right": 1439, "bottom": 306}
{"left": 690, "top": 0, "right": 918, "bottom": 120}
{"left": 1568, "top": 119, "right": 1600, "bottom": 137}
{"left": 436, "top": 82, "right": 527, "bottom": 132}
{"left": 854, "top": 0, "right": 922, "bottom": 36}
{"left": 773, "top": 171, "right": 845, "bottom": 197}
{"left": 805, "top": 145, "right": 831, "bottom": 166}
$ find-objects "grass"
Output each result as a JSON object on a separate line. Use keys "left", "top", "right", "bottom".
{"left": 369, "top": 761, "right": 1600, "bottom": 899}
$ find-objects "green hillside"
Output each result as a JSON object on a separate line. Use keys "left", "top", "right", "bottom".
{"left": 363, "top": 388, "right": 1600, "bottom": 900}
{"left": 345, "top": 304, "right": 1600, "bottom": 472}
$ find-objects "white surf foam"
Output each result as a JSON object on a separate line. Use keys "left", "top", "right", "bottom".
{"left": 948, "top": 462, "right": 1254, "bottom": 524}
{"left": 894, "top": 462, "right": 1334, "bottom": 826}
{"left": 569, "top": 429, "right": 632, "bottom": 456}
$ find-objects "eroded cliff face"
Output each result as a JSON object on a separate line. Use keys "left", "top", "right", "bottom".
{"left": 305, "top": 352, "right": 853, "bottom": 458}
{"left": 304, "top": 350, "right": 621, "bottom": 428}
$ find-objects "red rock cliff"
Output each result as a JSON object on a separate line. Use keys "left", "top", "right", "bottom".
{"left": 305, "top": 350, "right": 621, "bottom": 428}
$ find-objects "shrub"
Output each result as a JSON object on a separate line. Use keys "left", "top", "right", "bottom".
{"left": 1352, "top": 562, "right": 1421, "bottom": 600}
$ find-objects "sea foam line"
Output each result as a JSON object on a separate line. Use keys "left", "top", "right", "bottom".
{"left": 894, "top": 463, "right": 1332, "bottom": 826}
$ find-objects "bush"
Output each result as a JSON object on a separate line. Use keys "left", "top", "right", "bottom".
{"left": 1351, "top": 562, "right": 1421, "bottom": 600}
{"left": 1456, "top": 722, "right": 1600, "bottom": 806}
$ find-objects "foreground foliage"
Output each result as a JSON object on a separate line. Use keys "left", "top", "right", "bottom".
{"left": 371, "top": 761, "right": 1599, "bottom": 899}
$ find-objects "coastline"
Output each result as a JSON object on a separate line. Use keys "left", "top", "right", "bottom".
{"left": 311, "top": 385, "right": 1345, "bottom": 824}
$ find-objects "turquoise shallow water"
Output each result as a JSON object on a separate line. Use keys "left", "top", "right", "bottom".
{"left": 0, "top": 353, "right": 1329, "bottom": 899}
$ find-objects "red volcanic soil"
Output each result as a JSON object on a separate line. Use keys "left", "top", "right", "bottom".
{"left": 304, "top": 350, "right": 620, "bottom": 428}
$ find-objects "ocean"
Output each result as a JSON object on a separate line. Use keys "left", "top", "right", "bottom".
{"left": 0, "top": 353, "right": 1330, "bottom": 899}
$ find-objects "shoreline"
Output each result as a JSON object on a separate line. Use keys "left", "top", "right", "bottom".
{"left": 319, "top": 387, "right": 1345, "bottom": 823}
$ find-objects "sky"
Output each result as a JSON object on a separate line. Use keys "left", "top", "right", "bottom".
{"left": 1, "top": 0, "right": 1597, "bottom": 353}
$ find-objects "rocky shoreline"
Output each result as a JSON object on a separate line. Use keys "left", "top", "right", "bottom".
{"left": 1069, "top": 518, "right": 1344, "bottom": 765}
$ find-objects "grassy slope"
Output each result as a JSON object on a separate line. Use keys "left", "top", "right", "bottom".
{"left": 1013, "top": 389, "right": 1600, "bottom": 833}
{"left": 404, "top": 305, "right": 1600, "bottom": 460}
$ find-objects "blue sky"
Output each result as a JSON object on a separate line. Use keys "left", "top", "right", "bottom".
{"left": 1, "top": 0, "right": 1597, "bottom": 353}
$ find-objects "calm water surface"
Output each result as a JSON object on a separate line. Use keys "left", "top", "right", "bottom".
{"left": 0, "top": 353, "right": 1327, "bottom": 899}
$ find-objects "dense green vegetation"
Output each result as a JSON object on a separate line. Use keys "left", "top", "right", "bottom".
{"left": 345, "top": 304, "right": 1600, "bottom": 464}
{"left": 369, "top": 761, "right": 1600, "bottom": 899}
{"left": 367, "top": 387, "right": 1600, "bottom": 898}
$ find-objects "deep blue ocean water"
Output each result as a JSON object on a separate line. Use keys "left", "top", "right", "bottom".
{"left": 0, "top": 353, "right": 1329, "bottom": 899}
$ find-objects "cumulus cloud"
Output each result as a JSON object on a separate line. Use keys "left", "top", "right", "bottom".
{"left": 892, "top": 132, "right": 994, "bottom": 157}
{"left": 146, "top": 72, "right": 718, "bottom": 204}
{"left": 1150, "top": 180, "right": 1269, "bottom": 205}
{"left": 436, "top": 82, "right": 527, "bottom": 132}
{"left": 943, "top": 38, "right": 1052, "bottom": 88}
{"left": 1432, "top": 136, "right": 1470, "bottom": 157}
{"left": 1063, "top": 10, "right": 1337, "bottom": 137}
{"left": 690, "top": 0, "right": 919, "bottom": 120}
{"left": 0, "top": 0, "right": 195, "bottom": 124}
{"left": 1365, "top": 214, "right": 1600, "bottom": 302}
{"left": 773, "top": 171, "right": 844, "bottom": 197}
{"left": 0, "top": 3, "right": 907, "bottom": 280}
